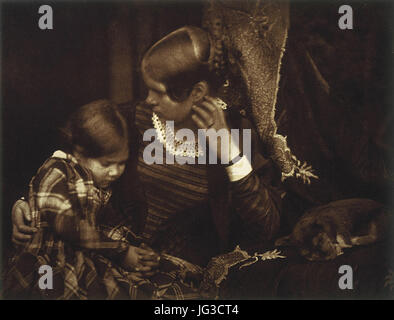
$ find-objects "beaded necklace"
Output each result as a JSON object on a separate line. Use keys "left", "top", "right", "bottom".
{"left": 152, "top": 112, "right": 204, "bottom": 158}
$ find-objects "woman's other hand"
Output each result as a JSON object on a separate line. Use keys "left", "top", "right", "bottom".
{"left": 11, "top": 199, "right": 37, "bottom": 245}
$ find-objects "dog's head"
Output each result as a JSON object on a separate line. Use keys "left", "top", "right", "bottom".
{"left": 275, "top": 217, "right": 344, "bottom": 261}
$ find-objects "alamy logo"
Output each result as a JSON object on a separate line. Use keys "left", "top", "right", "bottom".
{"left": 143, "top": 121, "right": 252, "bottom": 165}
{"left": 338, "top": 5, "right": 353, "bottom": 30}
{"left": 338, "top": 265, "right": 353, "bottom": 290}
{"left": 38, "top": 5, "right": 53, "bottom": 30}
{"left": 38, "top": 265, "right": 53, "bottom": 290}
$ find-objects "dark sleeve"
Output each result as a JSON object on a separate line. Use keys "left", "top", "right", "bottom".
{"left": 229, "top": 167, "right": 282, "bottom": 245}
{"left": 228, "top": 115, "right": 284, "bottom": 245}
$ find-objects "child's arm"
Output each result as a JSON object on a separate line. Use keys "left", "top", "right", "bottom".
{"left": 31, "top": 158, "right": 160, "bottom": 273}
{"left": 96, "top": 204, "right": 160, "bottom": 272}
{"left": 30, "top": 159, "right": 131, "bottom": 262}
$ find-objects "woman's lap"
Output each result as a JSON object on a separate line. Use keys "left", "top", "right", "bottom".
{"left": 209, "top": 242, "right": 391, "bottom": 299}
{"left": 2, "top": 249, "right": 202, "bottom": 300}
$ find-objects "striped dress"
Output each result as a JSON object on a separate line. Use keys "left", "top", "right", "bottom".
{"left": 135, "top": 104, "right": 211, "bottom": 253}
{"left": 132, "top": 103, "right": 282, "bottom": 262}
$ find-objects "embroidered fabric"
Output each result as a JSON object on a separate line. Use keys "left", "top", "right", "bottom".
{"left": 199, "top": 245, "right": 286, "bottom": 299}
{"left": 203, "top": 1, "right": 318, "bottom": 184}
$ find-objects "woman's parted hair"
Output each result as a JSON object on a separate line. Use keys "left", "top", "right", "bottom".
{"left": 142, "top": 26, "right": 224, "bottom": 102}
{"left": 60, "top": 99, "right": 128, "bottom": 158}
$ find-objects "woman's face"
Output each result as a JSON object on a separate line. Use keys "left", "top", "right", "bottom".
{"left": 142, "top": 70, "right": 193, "bottom": 124}
{"left": 77, "top": 142, "right": 129, "bottom": 189}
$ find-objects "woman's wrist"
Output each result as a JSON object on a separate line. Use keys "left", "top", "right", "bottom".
{"left": 223, "top": 152, "right": 243, "bottom": 167}
{"left": 225, "top": 155, "right": 253, "bottom": 182}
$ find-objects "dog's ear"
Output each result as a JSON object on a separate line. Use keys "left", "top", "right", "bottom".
{"left": 275, "top": 234, "right": 294, "bottom": 247}
{"left": 316, "top": 217, "right": 337, "bottom": 242}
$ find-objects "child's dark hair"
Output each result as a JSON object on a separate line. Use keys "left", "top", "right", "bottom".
{"left": 60, "top": 99, "right": 128, "bottom": 158}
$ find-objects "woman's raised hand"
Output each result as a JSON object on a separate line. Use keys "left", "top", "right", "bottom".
{"left": 191, "top": 96, "right": 229, "bottom": 132}
{"left": 192, "top": 96, "right": 241, "bottom": 163}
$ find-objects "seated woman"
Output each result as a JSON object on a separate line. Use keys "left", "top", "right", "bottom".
{"left": 10, "top": 26, "right": 283, "bottom": 298}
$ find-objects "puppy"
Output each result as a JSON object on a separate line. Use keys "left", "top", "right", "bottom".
{"left": 275, "top": 198, "right": 390, "bottom": 261}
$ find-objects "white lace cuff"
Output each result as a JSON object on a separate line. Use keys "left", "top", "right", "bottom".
{"left": 225, "top": 155, "right": 253, "bottom": 182}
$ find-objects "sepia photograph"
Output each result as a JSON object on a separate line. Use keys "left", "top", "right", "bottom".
{"left": 0, "top": 0, "right": 393, "bottom": 303}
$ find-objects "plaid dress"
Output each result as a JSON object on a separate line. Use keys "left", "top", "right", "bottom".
{"left": 3, "top": 151, "right": 201, "bottom": 300}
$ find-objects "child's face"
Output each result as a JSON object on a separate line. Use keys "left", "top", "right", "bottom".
{"left": 77, "top": 142, "right": 129, "bottom": 189}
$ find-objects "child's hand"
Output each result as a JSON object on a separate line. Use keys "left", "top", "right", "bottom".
{"left": 122, "top": 244, "right": 160, "bottom": 276}
{"left": 136, "top": 243, "right": 161, "bottom": 276}
{"left": 122, "top": 245, "right": 141, "bottom": 270}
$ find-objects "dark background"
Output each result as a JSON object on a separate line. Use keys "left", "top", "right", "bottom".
{"left": 1, "top": 1, "right": 393, "bottom": 258}
{"left": 1, "top": 0, "right": 204, "bottom": 252}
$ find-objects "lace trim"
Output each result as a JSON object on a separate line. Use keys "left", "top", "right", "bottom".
{"left": 152, "top": 112, "right": 204, "bottom": 158}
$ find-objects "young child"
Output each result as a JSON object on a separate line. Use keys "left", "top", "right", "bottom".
{"left": 3, "top": 100, "right": 160, "bottom": 299}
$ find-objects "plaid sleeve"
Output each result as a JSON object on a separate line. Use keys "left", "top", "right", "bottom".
{"left": 30, "top": 159, "right": 128, "bottom": 259}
